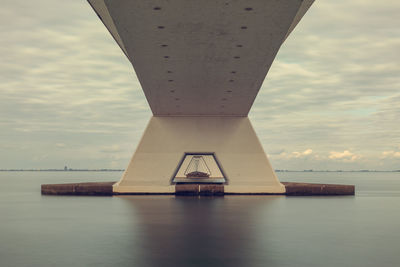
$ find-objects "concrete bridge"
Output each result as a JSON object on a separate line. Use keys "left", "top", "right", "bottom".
{"left": 86, "top": 0, "right": 316, "bottom": 194}
{"left": 42, "top": 0, "right": 354, "bottom": 195}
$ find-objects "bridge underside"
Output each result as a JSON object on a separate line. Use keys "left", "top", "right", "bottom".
{"left": 88, "top": 0, "right": 314, "bottom": 116}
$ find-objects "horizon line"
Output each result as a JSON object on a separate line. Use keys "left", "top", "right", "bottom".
{"left": 0, "top": 169, "right": 399, "bottom": 172}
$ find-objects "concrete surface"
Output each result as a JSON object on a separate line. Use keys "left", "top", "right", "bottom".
{"left": 113, "top": 117, "right": 286, "bottom": 194}
{"left": 88, "top": 0, "right": 315, "bottom": 116}
{"left": 41, "top": 182, "right": 115, "bottom": 196}
{"left": 282, "top": 182, "right": 355, "bottom": 196}
{"left": 41, "top": 181, "right": 355, "bottom": 196}
{"left": 84, "top": 0, "right": 317, "bottom": 194}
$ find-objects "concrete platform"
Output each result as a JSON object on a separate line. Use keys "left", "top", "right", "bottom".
{"left": 281, "top": 182, "right": 355, "bottom": 196}
{"left": 41, "top": 182, "right": 355, "bottom": 196}
{"left": 41, "top": 182, "right": 115, "bottom": 196}
{"left": 175, "top": 184, "right": 224, "bottom": 196}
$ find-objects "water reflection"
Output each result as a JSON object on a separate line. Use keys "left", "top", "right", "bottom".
{"left": 120, "top": 195, "right": 281, "bottom": 267}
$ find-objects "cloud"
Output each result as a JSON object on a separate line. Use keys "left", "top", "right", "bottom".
{"left": 382, "top": 151, "right": 400, "bottom": 159}
{"left": 271, "top": 149, "right": 313, "bottom": 159}
{"left": 100, "top": 145, "right": 123, "bottom": 153}
{"left": 1, "top": 0, "right": 399, "bottom": 170}
{"left": 329, "top": 150, "right": 361, "bottom": 162}
{"left": 252, "top": 0, "right": 400, "bottom": 170}
{"left": 55, "top": 143, "right": 66, "bottom": 148}
{"left": 292, "top": 149, "right": 313, "bottom": 158}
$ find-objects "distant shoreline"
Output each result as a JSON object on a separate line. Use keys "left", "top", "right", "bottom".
{"left": 0, "top": 169, "right": 399, "bottom": 172}
{"left": 274, "top": 170, "right": 400, "bottom": 172}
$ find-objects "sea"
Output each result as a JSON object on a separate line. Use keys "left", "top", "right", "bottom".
{"left": 1, "top": 171, "right": 399, "bottom": 267}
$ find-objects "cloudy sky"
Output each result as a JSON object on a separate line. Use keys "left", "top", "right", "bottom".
{"left": 1, "top": 0, "right": 399, "bottom": 170}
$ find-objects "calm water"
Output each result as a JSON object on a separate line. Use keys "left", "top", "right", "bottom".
{"left": 1, "top": 171, "right": 400, "bottom": 267}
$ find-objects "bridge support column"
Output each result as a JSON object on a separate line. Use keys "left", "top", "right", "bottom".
{"left": 113, "top": 116, "right": 285, "bottom": 194}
